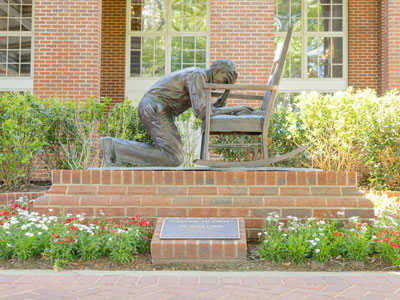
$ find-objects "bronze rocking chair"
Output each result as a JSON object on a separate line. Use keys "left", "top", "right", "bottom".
{"left": 195, "top": 27, "right": 307, "bottom": 167}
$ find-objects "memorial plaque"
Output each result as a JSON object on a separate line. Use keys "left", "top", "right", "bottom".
{"left": 160, "top": 218, "right": 240, "bottom": 239}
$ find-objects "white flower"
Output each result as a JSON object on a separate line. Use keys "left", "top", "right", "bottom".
{"left": 99, "top": 211, "right": 105, "bottom": 216}
{"left": 315, "top": 249, "right": 320, "bottom": 253}
{"left": 337, "top": 211, "right": 345, "bottom": 216}
{"left": 283, "top": 233, "right": 287, "bottom": 237}
{"left": 21, "top": 225, "right": 28, "bottom": 230}
{"left": 315, "top": 238, "right": 320, "bottom": 242}
{"left": 264, "top": 232, "right": 268, "bottom": 235}
{"left": 38, "top": 232, "right": 42, "bottom": 235}
{"left": 6, "top": 243, "right": 11, "bottom": 247}
{"left": 48, "top": 209, "right": 53, "bottom": 212}
{"left": 25, "top": 232, "right": 34, "bottom": 237}
{"left": 258, "top": 232, "right": 262, "bottom": 236}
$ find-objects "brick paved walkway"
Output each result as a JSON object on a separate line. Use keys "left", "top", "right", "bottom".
{"left": 0, "top": 270, "right": 399, "bottom": 300}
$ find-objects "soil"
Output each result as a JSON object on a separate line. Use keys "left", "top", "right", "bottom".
{"left": 0, "top": 182, "right": 51, "bottom": 193}
{"left": 0, "top": 243, "right": 397, "bottom": 272}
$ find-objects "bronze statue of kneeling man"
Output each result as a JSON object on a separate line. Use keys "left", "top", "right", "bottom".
{"left": 100, "top": 59, "right": 254, "bottom": 167}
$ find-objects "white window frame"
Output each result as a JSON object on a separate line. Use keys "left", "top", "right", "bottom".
{"left": 278, "top": 0, "right": 348, "bottom": 93}
{"left": 125, "top": 0, "right": 210, "bottom": 100}
{"left": 0, "top": 1, "right": 34, "bottom": 93}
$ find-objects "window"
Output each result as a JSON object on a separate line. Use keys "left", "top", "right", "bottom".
{"left": 275, "top": 0, "right": 347, "bottom": 92}
{"left": 0, "top": 0, "right": 33, "bottom": 78}
{"left": 127, "top": 0, "right": 208, "bottom": 78}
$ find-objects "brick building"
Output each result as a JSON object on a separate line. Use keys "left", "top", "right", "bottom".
{"left": 0, "top": 0, "right": 398, "bottom": 103}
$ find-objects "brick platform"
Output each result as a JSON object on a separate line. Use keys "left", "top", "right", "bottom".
{"left": 34, "top": 169, "right": 375, "bottom": 238}
{"left": 151, "top": 218, "right": 247, "bottom": 264}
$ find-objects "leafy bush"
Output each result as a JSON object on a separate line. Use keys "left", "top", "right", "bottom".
{"left": 258, "top": 212, "right": 400, "bottom": 267}
{"left": 295, "top": 89, "right": 400, "bottom": 189}
{"left": 0, "top": 93, "right": 47, "bottom": 191}
{"left": 213, "top": 89, "right": 400, "bottom": 190}
{"left": 0, "top": 197, "right": 152, "bottom": 269}
{"left": 40, "top": 97, "right": 109, "bottom": 170}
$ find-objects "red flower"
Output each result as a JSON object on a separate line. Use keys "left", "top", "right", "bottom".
{"left": 334, "top": 232, "right": 342, "bottom": 237}
{"left": 71, "top": 226, "right": 78, "bottom": 231}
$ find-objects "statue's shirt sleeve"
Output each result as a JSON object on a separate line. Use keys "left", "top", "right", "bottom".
{"left": 188, "top": 72, "right": 207, "bottom": 120}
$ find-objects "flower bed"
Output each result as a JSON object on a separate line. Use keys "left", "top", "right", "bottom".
{"left": 258, "top": 211, "right": 400, "bottom": 267}
{"left": 0, "top": 197, "right": 152, "bottom": 270}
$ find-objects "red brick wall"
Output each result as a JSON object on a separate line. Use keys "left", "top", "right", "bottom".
{"left": 35, "top": 170, "right": 374, "bottom": 239}
{"left": 380, "top": 0, "right": 400, "bottom": 92}
{"left": 33, "top": 0, "right": 102, "bottom": 100}
{"left": 210, "top": 0, "right": 275, "bottom": 106}
{"left": 101, "top": 0, "right": 126, "bottom": 104}
{"left": 348, "top": 0, "right": 380, "bottom": 91}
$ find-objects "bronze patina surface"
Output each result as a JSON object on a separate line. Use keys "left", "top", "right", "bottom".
{"left": 100, "top": 59, "right": 253, "bottom": 167}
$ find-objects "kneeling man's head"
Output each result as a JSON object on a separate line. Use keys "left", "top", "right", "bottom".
{"left": 210, "top": 59, "right": 238, "bottom": 84}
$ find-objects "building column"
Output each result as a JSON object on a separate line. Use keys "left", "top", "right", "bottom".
{"left": 348, "top": 0, "right": 380, "bottom": 91}
{"left": 33, "top": 0, "right": 102, "bottom": 100}
{"left": 381, "top": 0, "right": 400, "bottom": 93}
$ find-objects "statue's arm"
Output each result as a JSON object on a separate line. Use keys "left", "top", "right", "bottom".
{"left": 211, "top": 90, "right": 230, "bottom": 108}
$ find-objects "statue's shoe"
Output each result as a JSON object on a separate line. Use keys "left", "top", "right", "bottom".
{"left": 100, "top": 137, "right": 115, "bottom": 167}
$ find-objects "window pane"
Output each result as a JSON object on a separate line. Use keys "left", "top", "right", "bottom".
{"left": 307, "top": 36, "right": 344, "bottom": 79}
{"left": 0, "top": 18, "right": 6, "bottom": 30}
{"left": 8, "top": 18, "right": 21, "bottom": 30}
{"left": 332, "top": 19, "right": 342, "bottom": 31}
{"left": 0, "top": 5, "right": 7, "bottom": 17}
{"left": 7, "top": 63, "right": 19, "bottom": 76}
{"left": 135, "top": 36, "right": 165, "bottom": 77}
{"left": 8, "top": 36, "right": 19, "bottom": 49}
{"left": 171, "top": 36, "right": 206, "bottom": 71}
{"left": 21, "top": 36, "right": 30, "bottom": 49}
{"left": 131, "top": 0, "right": 166, "bottom": 32}
{"left": 0, "top": 63, "right": 5, "bottom": 76}
{"left": 0, "top": 37, "right": 5, "bottom": 49}
{"left": 172, "top": 0, "right": 207, "bottom": 32}
{"left": 20, "top": 63, "right": 29, "bottom": 76}
{"left": 276, "top": 36, "right": 301, "bottom": 78}
{"left": 275, "top": 0, "right": 302, "bottom": 32}
{"left": 0, "top": 50, "right": 5, "bottom": 62}
{"left": 307, "top": 0, "right": 343, "bottom": 32}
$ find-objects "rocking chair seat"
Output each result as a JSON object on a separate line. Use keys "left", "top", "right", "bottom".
{"left": 209, "top": 113, "right": 264, "bottom": 133}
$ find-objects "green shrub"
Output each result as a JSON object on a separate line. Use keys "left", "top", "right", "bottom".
{"left": 0, "top": 93, "right": 47, "bottom": 191}
{"left": 258, "top": 212, "right": 399, "bottom": 266}
{"left": 213, "top": 89, "right": 400, "bottom": 190}
{"left": 294, "top": 89, "right": 400, "bottom": 189}
{"left": 40, "top": 97, "right": 109, "bottom": 170}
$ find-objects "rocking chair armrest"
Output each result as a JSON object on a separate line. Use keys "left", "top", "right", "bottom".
{"left": 204, "top": 83, "right": 278, "bottom": 91}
